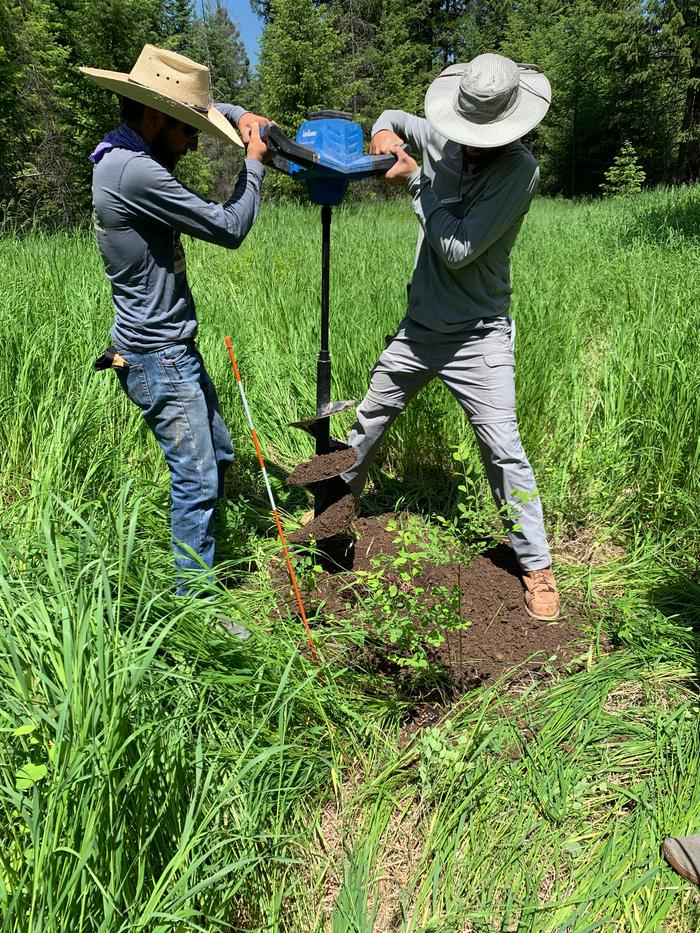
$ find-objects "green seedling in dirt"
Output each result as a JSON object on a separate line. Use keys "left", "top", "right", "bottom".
{"left": 357, "top": 566, "right": 430, "bottom": 668}
{"left": 434, "top": 449, "right": 500, "bottom": 559}
{"left": 430, "top": 584, "right": 472, "bottom": 635}
{"left": 386, "top": 516, "right": 446, "bottom": 566}
{"left": 292, "top": 549, "right": 323, "bottom": 593}
{"left": 437, "top": 447, "right": 537, "bottom": 559}
{"left": 354, "top": 525, "right": 471, "bottom": 669}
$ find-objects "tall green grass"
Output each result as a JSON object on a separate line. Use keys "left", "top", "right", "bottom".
{"left": 0, "top": 493, "right": 375, "bottom": 930}
{"left": 3, "top": 189, "right": 699, "bottom": 547}
{"left": 0, "top": 187, "right": 699, "bottom": 929}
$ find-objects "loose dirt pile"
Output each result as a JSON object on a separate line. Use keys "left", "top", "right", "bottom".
{"left": 423, "top": 553, "right": 584, "bottom": 687}
{"left": 280, "top": 513, "right": 597, "bottom": 695}
{"left": 286, "top": 448, "right": 357, "bottom": 486}
{"left": 288, "top": 494, "right": 356, "bottom": 544}
{"left": 286, "top": 448, "right": 358, "bottom": 544}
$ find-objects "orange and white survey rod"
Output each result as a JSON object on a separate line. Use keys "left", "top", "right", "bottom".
{"left": 224, "top": 336, "right": 318, "bottom": 663}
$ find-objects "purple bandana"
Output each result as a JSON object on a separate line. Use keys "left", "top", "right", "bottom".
{"left": 89, "top": 123, "right": 151, "bottom": 164}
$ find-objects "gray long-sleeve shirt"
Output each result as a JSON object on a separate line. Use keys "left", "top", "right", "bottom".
{"left": 93, "top": 104, "right": 264, "bottom": 351}
{"left": 371, "top": 110, "right": 539, "bottom": 332}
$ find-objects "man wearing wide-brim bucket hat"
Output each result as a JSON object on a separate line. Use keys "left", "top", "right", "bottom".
{"left": 81, "top": 44, "right": 272, "bottom": 632}
{"left": 341, "top": 53, "right": 561, "bottom": 621}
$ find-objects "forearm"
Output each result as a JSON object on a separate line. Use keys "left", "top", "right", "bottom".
{"left": 214, "top": 102, "right": 248, "bottom": 127}
{"left": 121, "top": 155, "right": 265, "bottom": 249}
{"left": 186, "top": 159, "right": 264, "bottom": 248}
{"left": 371, "top": 110, "right": 431, "bottom": 154}
{"left": 406, "top": 171, "right": 476, "bottom": 267}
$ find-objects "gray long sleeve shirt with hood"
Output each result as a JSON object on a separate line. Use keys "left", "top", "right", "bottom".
{"left": 92, "top": 104, "right": 263, "bottom": 351}
{"left": 371, "top": 110, "right": 539, "bottom": 333}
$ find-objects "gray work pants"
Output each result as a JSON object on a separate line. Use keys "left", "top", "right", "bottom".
{"left": 341, "top": 316, "right": 552, "bottom": 571}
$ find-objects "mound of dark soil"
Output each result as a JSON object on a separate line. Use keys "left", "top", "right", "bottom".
{"left": 426, "top": 554, "right": 584, "bottom": 687}
{"left": 279, "top": 513, "right": 599, "bottom": 694}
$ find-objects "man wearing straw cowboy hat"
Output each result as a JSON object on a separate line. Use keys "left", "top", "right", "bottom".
{"left": 341, "top": 53, "right": 561, "bottom": 622}
{"left": 81, "top": 44, "right": 270, "bottom": 607}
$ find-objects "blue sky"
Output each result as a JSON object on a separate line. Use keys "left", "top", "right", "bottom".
{"left": 224, "top": 1, "right": 263, "bottom": 65}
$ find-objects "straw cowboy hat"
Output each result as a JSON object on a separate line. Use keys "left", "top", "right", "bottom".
{"left": 80, "top": 44, "right": 243, "bottom": 147}
{"left": 424, "top": 53, "right": 551, "bottom": 148}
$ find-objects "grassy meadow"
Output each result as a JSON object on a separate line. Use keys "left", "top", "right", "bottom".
{"left": 0, "top": 186, "right": 699, "bottom": 930}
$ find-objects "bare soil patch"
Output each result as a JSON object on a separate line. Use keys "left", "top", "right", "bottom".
{"left": 279, "top": 513, "right": 600, "bottom": 696}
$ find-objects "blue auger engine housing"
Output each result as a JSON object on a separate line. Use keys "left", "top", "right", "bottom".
{"left": 261, "top": 110, "right": 405, "bottom": 205}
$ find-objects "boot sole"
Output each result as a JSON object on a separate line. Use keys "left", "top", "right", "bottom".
{"left": 662, "top": 841, "right": 700, "bottom": 887}
{"left": 524, "top": 604, "right": 561, "bottom": 622}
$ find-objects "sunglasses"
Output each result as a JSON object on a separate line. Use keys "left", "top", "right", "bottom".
{"left": 165, "top": 115, "right": 202, "bottom": 138}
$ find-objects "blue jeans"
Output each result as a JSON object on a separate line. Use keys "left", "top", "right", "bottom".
{"left": 115, "top": 342, "right": 234, "bottom": 595}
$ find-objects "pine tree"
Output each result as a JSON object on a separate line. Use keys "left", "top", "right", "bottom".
{"left": 665, "top": 0, "right": 700, "bottom": 182}
{"left": 186, "top": 2, "right": 250, "bottom": 104}
{"left": 258, "top": 0, "right": 344, "bottom": 133}
{"left": 0, "top": 0, "right": 24, "bottom": 209}
{"left": 432, "top": 0, "right": 470, "bottom": 67}
{"left": 249, "top": 0, "right": 272, "bottom": 19}
{"left": 602, "top": 1, "right": 685, "bottom": 187}
{"left": 500, "top": 0, "right": 662, "bottom": 194}
{"left": 60, "top": 0, "right": 173, "bottom": 219}
{"left": 163, "top": 0, "right": 194, "bottom": 50}
{"left": 600, "top": 140, "right": 646, "bottom": 196}
{"left": 176, "top": 4, "right": 251, "bottom": 202}
{"left": 372, "top": 0, "right": 435, "bottom": 116}
{"left": 324, "top": 0, "right": 380, "bottom": 119}
{"left": 11, "top": 0, "right": 74, "bottom": 222}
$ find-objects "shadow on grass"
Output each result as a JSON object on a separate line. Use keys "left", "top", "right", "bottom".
{"left": 648, "top": 568, "right": 700, "bottom": 684}
{"left": 224, "top": 452, "right": 311, "bottom": 514}
{"left": 359, "top": 466, "right": 463, "bottom": 518}
{"left": 625, "top": 189, "right": 700, "bottom": 245}
{"left": 215, "top": 453, "right": 313, "bottom": 582}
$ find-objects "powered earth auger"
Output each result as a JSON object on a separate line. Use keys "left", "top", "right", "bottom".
{"left": 261, "top": 112, "right": 407, "bottom": 539}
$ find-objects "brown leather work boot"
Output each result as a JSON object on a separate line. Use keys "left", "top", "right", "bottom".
{"left": 662, "top": 835, "right": 700, "bottom": 887}
{"left": 522, "top": 567, "right": 560, "bottom": 621}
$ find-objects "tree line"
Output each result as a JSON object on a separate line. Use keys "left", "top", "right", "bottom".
{"left": 0, "top": 0, "right": 697, "bottom": 225}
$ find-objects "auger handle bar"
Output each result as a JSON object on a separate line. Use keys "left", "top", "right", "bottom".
{"left": 259, "top": 123, "right": 411, "bottom": 178}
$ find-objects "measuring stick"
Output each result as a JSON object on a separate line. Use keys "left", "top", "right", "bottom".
{"left": 224, "top": 337, "right": 318, "bottom": 663}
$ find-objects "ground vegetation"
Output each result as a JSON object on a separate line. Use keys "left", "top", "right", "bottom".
{"left": 0, "top": 188, "right": 698, "bottom": 928}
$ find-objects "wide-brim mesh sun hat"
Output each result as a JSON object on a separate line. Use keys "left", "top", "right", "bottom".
{"left": 424, "top": 53, "right": 551, "bottom": 148}
{"left": 80, "top": 44, "right": 243, "bottom": 148}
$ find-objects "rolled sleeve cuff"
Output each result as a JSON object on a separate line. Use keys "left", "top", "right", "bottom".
{"left": 215, "top": 102, "right": 248, "bottom": 127}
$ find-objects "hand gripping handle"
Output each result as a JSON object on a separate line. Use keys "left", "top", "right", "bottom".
{"left": 365, "top": 143, "right": 412, "bottom": 174}
{"left": 259, "top": 124, "right": 319, "bottom": 172}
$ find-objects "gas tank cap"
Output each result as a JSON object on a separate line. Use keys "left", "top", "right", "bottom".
{"left": 308, "top": 110, "right": 352, "bottom": 122}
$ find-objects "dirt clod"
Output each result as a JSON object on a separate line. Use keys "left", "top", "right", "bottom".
{"left": 287, "top": 449, "right": 357, "bottom": 486}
